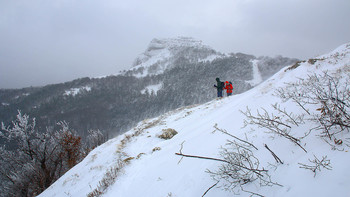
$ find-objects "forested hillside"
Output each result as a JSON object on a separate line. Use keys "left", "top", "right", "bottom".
{"left": 0, "top": 38, "right": 298, "bottom": 139}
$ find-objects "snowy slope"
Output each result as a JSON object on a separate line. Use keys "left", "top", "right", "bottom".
{"left": 39, "top": 43, "right": 350, "bottom": 197}
{"left": 247, "top": 59, "right": 263, "bottom": 86}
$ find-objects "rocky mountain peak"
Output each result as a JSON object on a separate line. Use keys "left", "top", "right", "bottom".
{"left": 130, "top": 37, "right": 218, "bottom": 77}
{"left": 146, "top": 37, "right": 207, "bottom": 51}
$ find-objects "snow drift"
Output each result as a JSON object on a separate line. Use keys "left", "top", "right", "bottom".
{"left": 39, "top": 42, "right": 350, "bottom": 197}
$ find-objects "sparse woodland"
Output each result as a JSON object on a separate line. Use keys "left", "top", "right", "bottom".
{"left": 0, "top": 112, "right": 107, "bottom": 196}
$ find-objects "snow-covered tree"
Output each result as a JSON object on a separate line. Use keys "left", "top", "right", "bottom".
{"left": 0, "top": 112, "right": 84, "bottom": 196}
{"left": 86, "top": 129, "right": 107, "bottom": 150}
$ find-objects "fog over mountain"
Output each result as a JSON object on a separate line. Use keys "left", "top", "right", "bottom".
{"left": 1, "top": 0, "right": 349, "bottom": 89}
{"left": 37, "top": 42, "right": 350, "bottom": 197}
{"left": 0, "top": 37, "right": 298, "bottom": 138}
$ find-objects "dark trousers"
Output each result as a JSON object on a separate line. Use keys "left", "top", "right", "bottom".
{"left": 217, "top": 90, "right": 223, "bottom": 97}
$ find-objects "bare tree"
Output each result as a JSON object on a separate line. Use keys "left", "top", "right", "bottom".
{"left": 276, "top": 71, "right": 350, "bottom": 143}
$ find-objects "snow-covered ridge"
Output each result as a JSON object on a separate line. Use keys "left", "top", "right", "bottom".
{"left": 130, "top": 37, "right": 218, "bottom": 78}
{"left": 146, "top": 37, "right": 207, "bottom": 51}
{"left": 318, "top": 42, "right": 350, "bottom": 59}
{"left": 39, "top": 42, "right": 350, "bottom": 197}
{"left": 132, "top": 37, "right": 212, "bottom": 67}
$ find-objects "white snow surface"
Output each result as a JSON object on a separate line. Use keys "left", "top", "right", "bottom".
{"left": 64, "top": 86, "right": 91, "bottom": 96}
{"left": 141, "top": 83, "right": 163, "bottom": 95}
{"left": 200, "top": 53, "right": 227, "bottom": 63}
{"left": 246, "top": 59, "right": 263, "bottom": 86}
{"left": 39, "top": 43, "right": 350, "bottom": 197}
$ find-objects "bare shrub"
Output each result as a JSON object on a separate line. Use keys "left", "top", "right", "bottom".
{"left": 206, "top": 140, "right": 280, "bottom": 196}
{"left": 175, "top": 138, "right": 280, "bottom": 196}
{"left": 241, "top": 103, "right": 307, "bottom": 152}
{"left": 298, "top": 155, "right": 332, "bottom": 177}
{"left": 58, "top": 122, "right": 83, "bottom": 169}
{"left": 276, "top": 71, "right": 350, "bottom": 143}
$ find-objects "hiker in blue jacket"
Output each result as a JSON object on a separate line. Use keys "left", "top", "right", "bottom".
{"left": 213, "top": 77, "right": 224, "bottom": 98}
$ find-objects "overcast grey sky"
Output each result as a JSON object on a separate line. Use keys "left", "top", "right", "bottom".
{"left": 1, "top": 0, "right": 349, "bottom": 89}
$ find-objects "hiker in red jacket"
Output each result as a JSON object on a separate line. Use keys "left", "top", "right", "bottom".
{"left": 224, "top": 81, "right": 233, "bottom": 96}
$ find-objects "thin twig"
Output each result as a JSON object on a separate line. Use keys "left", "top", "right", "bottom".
{"left": 175, "top": 152, "right": 267, "bottom": 176}
{"left": 202, "top": 181, "right": 219, "bottom": 197}
{"left": 177, "top": 141, "right": 185, "bottom": 164}
{"left": 240, "top": 185, "right": 265, "bottom": 197}
{"left": 175, "top": 153, "right": 229, "bottom": 163}
{"left": 214, "top": 124, "right": 258, "bottom": 150}
{"left": 264, "top": 144, "right": 283, "bottom": 164}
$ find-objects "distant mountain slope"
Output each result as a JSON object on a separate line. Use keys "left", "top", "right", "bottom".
{"left": 0, "top": 37, "right": 298, "bottom": 138}
{"left": 130, "top": 37, "right": 220, "bottom": 77}
{"left": 38, "top": 42, "right": 350, "bottom": 197}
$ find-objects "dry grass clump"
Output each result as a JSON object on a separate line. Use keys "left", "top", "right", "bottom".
{"left": 158, "top": 128, "right": 178, "bottom": 140}
{"left": 152, "top": 147, "right": 161, "bottom": 152}
{"left": 87, "top": 158, "right": 126, "bottom": 197}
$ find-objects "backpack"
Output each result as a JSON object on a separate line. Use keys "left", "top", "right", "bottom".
{"left": 221, "top": 82, "right": 225, "bottom": 89}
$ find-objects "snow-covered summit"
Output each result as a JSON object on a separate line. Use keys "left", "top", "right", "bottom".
{"left": 317, "top": 42, "right": 350, "bottom": 60}
{"left": 145, "top": 37, "right": 208, "bottom": 52}
{"left": 132, "top": 37, "right": 213, "bottom": 66}
{"left": 39, "top": 43, "right": 350, "bottom": 197}
{"left": 130, "top": 37, "right": 219, "bottom": 77}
